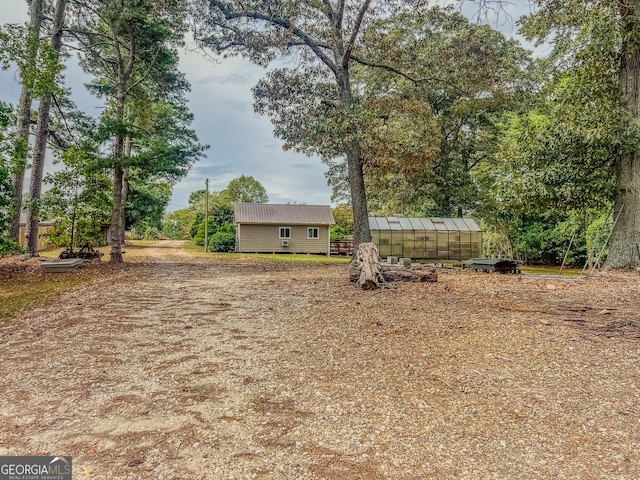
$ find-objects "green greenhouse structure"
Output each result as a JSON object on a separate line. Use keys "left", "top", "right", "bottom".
{"left": 369, "top": 216, "right": 482, "bottom": 261}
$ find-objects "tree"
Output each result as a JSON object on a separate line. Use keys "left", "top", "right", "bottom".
{"left": 41, "top": 146, "right": 112, "bottom": 249}
{"left": 1, "top": 0, "right": 45, "bottom": 242}
{"left": 162, "top": 208, "right": 196, "bottom": 240}
{"left": 191, "top": 0, "right": 431, "bottom": 251}
{"left": 72, "top": 0, "right": 202, "bottom": 262}
{"left": 331, "top": 203, "right": 353, "bottom": 239}
{"left": 519, "top": 0, "right": 640, "bottom": 268}
{"left": 25, "top": 0, "right": 67, "bottom": 256}
{"left": 125, "top": 176, "right": 172, "bottom": 234}
{"left": 187, "top": 175, "right": 266, "bottom": 247}
{"left": 0, "top": 102, "right": 21, "bottom": 254}
{"left": 225, "top": 175, "right": 268, "bottom": 204}
{"left": 352, "top": 7, "right": 532, "bottom": 218}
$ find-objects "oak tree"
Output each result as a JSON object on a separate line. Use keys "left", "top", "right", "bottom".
{"left": 190, "top": 0, "right": 432, "bottom": 249}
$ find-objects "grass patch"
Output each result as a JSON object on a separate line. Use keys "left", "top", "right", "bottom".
{"left": 182, "top": 241, "right": 350, "bottom": 264}
{"left": 0, "top": 270, "right": 93, "bottom": 320}
{"left": 520, "top": 265, "right": 585, "bottom": 277}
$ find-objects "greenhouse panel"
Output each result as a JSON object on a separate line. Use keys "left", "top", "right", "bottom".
{"left": 369, "top": 216, "right": 482, "bottom": 261}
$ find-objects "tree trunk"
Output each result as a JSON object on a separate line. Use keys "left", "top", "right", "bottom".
{"left": 25, "top": 93, "right": 53, "bottom": 256}
{"left": 107, "top": 16, "right": 135, "bottom": 264}
{"left": 25, "top": 0, "right": 66, "bottom": 257}
{"left": 345, "top": 139, "right": 371, "bottom": 247}
{"left": 335, "top": 63, "right": 371, "bottom": 251}
{"left": 9, "top": 0, "right": 44, "bottom": 242}
{"left": 109, "top": 163, "right": 125, "bottom": 263}
{"left": 382, "top": 264, "right": 438, "bottom": 283}
{"left": 120, "top": 135, "right": 131, "bottom": 244}
{"left": 109, "top": 84, "right": 127, "bottom": 263}
{"left": 121, "top": 167, "right": 129, "bottom": 245}
{"left": 606, "top": 1, "right": 640, "bottom": 269}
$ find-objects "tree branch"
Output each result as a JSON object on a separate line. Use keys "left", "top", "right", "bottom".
{"left": 216, "top": 4, "right": 339, "bottom": 75}
{"left": 125, "top": 46, "right": 162, "bottom": 96}
{"left": 335, "top": 0, "right": 345, "bottom": 31}
{"left": 350, "top": 54, "right": 470, "bottom": 96}
{"left": 344, "top": 0, "right": 372, "bottom": 66}
{"left": 321, "top": 0, "right": 335, "bottom": 24}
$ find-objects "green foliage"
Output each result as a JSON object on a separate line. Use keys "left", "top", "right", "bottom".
{"left": 225, "top": 175, "right": 268, "bottom": 204}
{"left": 0, "top": 237, "right": 24, "bottom": 257}
{"left": 349, "top": 7, "right": 534, "bottom": 217}
{"left": 0, "top": 22, "right": 64, "bottom": 99}
{"left": 41, "top": 147, "right": 112, "bottom": 249}
{"left": 143, "top": 226, "right": 161, "bottom": 240}
{"left": 585, "top": 209, "right": 612, "bottom": 263}
{"left": 495, "top": 209, "right": 616, "bottom": 268}
{"left": 209, "top": 204, "right": 234, "bottom": 225}
{"left": 0, "top": 102, "right": 14, "bottom": 239}
{"left": 208, "top": 226, "right": 236, "bottom": 252}
{"left": 190, "top": 211, "right": 204, "bottom": 240}
{"left": 126, "top": 177, "right": 172, "bottom": 232}
{"left": 193, "top": 216, "right": 216, "bottom": 247}
{"left": 330, "top": 225, "right": 349, "bottom": 241}
{"left": 162, "top": 208, "right": 196, "bottom": 240}
{"left": 330, "top": 204, "right": 353, "bottom": 240}
{"left": 488, "top": 70, "right": 619, "bottom": 213}
{"left": 193, "top": 217, "right": 236, "bottom": 249}
{"left": 187, "top": 176, "right": 267, "bottom": 246}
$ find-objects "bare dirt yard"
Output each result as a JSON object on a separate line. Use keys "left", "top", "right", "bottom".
{"left": 1, "top": 240, "right": 639, "bottom": 479}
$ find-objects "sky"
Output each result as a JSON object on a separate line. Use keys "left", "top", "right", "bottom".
{"left": 0, "top": 1, "right": 538, "bottom": 212}
{"left": 0, "top": 2, "right": 335, "bottom": 211}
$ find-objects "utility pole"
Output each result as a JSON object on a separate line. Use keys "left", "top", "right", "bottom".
{"left": 204, "top": 178, "right": 209, "bottom": 253}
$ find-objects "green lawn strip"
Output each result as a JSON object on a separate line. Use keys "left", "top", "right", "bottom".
{"left": 0, "top": 271, "right": 92, "bottom": 320}
{"left": 181, "top": 241, "right": 350, "bottom": 264}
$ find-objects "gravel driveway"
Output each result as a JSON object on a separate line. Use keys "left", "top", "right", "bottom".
{"left": 1, "top": 241, "right": 639, "bottom": 479}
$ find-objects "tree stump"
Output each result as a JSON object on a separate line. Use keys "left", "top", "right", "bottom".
{"left": 349, "top": 242, "right": 385, "bottom": 290}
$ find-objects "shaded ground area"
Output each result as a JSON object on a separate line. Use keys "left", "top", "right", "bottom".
{"left": 1, "top": 241, "right": 639, "bottom": 479}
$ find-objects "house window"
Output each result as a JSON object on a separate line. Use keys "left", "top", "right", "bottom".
{"left": 279, "top": 227, "right": 291, "bottom": 239}
{"left": 308, "top": 227, "right": 319, "bottom": 239}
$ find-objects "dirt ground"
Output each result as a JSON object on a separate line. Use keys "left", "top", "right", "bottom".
{"left": 1, "top": 241, "right": 639, "bottom": 479}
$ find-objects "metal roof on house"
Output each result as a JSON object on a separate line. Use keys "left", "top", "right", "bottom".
{"left": 234, "top": 203, "right": 335, "bottom": 225}
{"left": 368, "top": 216, "right": 481, "bottom": 232}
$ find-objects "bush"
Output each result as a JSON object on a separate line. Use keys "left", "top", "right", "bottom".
{"left": 143, "top": 226, "right": 161, "bottom": 240}
{"left": 330, "top": 225, "right": 349, "bottom": 240}
{"left": 0, "top": 237, "right": 25, "bottom": 257}
{"left": 209, "top": 230, "right": 236, "bottom": 252}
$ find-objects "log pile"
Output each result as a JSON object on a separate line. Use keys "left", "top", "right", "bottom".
{"left": 349, "top": 242, "right": 438, "bottom": 289}
{"left": 382, "top": 264, "right": 438, "bottom": 283}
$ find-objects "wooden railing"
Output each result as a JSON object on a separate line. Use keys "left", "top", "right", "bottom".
{"left": 330, "top": 239, "right": 354, "bottom": 256}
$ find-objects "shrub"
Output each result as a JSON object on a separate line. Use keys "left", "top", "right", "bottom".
{"left": 209, "top": 230, "right": 236, "bottom": 252}
{"left": 330, "top": 225, "right": 349, "bottom": 240}
{"left": 0, "top": 237, "right": 25, "bottom": 257}
{"left": 143, "top": 226, "right": 161, "bottom": 240}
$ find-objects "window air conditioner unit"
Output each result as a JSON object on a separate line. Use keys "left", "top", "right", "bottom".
{"left": 281, "top": 240, "right": 289, "bottom": 246}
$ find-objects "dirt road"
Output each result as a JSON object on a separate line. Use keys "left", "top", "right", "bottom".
{"left": 1, "top": 241, "right": 639, "bottom": 479}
